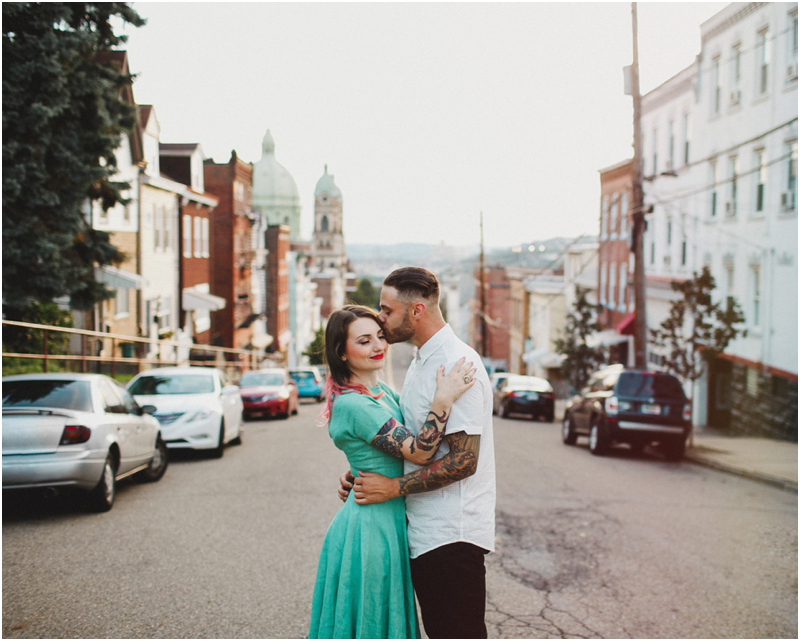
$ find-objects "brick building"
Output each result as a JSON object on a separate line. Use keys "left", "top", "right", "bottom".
{"left": 203, "top": 152, "right": 257, "bottom": 350}
{"left": 265, "top": 225, "right": 292, "bottom": 358}
{"left": 473, "top": 265, "right": 510, "bottom": 369}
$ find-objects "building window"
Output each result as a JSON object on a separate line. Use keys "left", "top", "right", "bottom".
{"left": 608, "top": 262, "right": 616, "bottom": 309}
{"left": 650, "top": 240, "right": 655, "bottom": 265}
{"left": 600, "top": 196, "right": 608, "bottom": 239}
{"left": 610, "top": 195, "right": 618, "bottom": 239}
{"left": 115, "top": 288, "right": 129, "bottom": 317}
{"left": 746, "top": 367, "right": 759, "bottom": 397}
{"left": 756, "top": 29, "right": 769, "bottom": 95}
{"left": 681, "top": 237, "right": 687, "bottom": 267}
{"left": 754, "top": 149, "right": 766, "bottom": 213}
{"left": 667, "top": 218, "right": 672, "bottom": 245}
{"left": 785, "top": 141, "right": 798, "bottom": 211}
{"left": 154, "top": 205, "right": 163, "bottom": 251}
{"left": 618, "top": 263, "right": 627, "bottom": 311}
{"left": 321, "top": 215, "right": 329, "bottom": 233}
{"left": 183, "top": 214, "right": 192, "bottom": 258}
{"left": 712, "top": 55, "right": 721, "bottom": 114}
{"left": 732, "top": 44, "right": 741, "bottom": 88}
{"left": 682, "top": 113, "right": 690, "bottom": 165}
{"left": 599, "top": 263, "right": 607, "bottom": 306}
{"left": 710, "top": 160, "right": 718, "bottom": 217}
{"left": 727, "top": 156, "right": 738, "bottom": 216}
{"left": 193, "top": 216, "right": 202, "bottom": 257}
{"left": 202, "top": 218, "right": 210, "bottom": 257}
{"left": 668, "top": 119, "right": 675, "bottom": 170}
{"left": 163, "top": 207, "right": 171, "bottom": 251}
{"left": 751, "top": 264, "right": 761, "bottom": 327}
{"left": 652, "top": 127, "right": 658, "bottom": 175}
{"left": 620, "top": 192, "right": 628, "bottom": 238}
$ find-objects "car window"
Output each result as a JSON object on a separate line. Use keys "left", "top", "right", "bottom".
{"left": 616, "top": 372, "right": 685, "bottom": 400}
{"left": 112, "top": 380, "right": 139, "bottom": 413}
{"left": 98, "top": 379, "right": 126, "bottom": 413}
{"left": 128, "top": 373, "right": 216, "bottom": 395}
{"left": 2, "top": 380, "right": 93, "bottom": 412}
{"left": 240, "top": 372, "right": 284, "bottom": 386}
{"left": 291, "top": 371, "right": 316, "bottom": 382}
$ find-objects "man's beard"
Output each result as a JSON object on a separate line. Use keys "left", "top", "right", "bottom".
{"left": 384, "top": 310, "right": 415, "bottom": 344}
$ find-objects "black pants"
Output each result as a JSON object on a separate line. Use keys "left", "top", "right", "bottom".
{"left": 410, "top": 542, "right": 488, "bottom": 639}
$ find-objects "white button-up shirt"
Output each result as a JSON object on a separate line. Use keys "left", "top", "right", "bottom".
{"left": 399, "top": 324, "right": 496, "bottom": 558}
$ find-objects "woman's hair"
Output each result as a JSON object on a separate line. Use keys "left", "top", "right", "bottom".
{"left": 319, "top": 304, "right": 385, "bottom": 425}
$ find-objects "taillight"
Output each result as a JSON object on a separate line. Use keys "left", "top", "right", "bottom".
{"left": 683, "top": 402, "right": 692, "bottom": 422}
{"left": 606, "top": 396, "right": 619, "bottom": 416}
{"left": 59, "top": 425, "right": 91, "bottom": 445}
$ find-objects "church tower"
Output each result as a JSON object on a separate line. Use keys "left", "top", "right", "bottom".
{"left": 311, "top": 165, "right": 347, "bottom": 271}
{"left": 251, "top": 129, "right": 302, "bottom": 241}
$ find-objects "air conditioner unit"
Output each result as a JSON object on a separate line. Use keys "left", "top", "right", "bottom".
{"left": 729, "top": 89, "right": 741, "bottom": 105}
{"left": 787, "top": 64, "right": 798, "bottom": 82}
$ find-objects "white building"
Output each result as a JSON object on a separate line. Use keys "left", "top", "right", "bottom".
{"left": 252, "top": 130, "right": 302, "bottom": 242}
{"left": 640, "top": 2, "right": 797, "bottom": 438}
{"left": 523, "top": 275, "right": 566, "bottom": 388}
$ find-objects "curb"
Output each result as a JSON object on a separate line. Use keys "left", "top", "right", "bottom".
{"left": 684, "top": 451, "right": 798, "bottom": 494}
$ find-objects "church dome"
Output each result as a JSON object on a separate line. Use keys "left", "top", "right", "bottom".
{"left": 314, "top": 165, "right": 342, "bottom": 201}
{"left": 252, "top": 129, "right": 300, "bottom": 207}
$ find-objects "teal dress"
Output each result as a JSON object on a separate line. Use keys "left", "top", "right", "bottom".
{"left": 309, "top": 382, "right": 420, "bottom": 639}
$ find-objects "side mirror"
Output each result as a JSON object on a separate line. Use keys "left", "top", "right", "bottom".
{"left": 140, "top": 404, "right": 157, "bottom": 415}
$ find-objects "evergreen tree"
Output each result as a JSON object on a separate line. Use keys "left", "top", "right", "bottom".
{"left": 2, "top": 2, "right": 145, "bottom": 319}
{"left": 650, "top": 266, "right": 746, "bottom": 388}
{"left": 554, "top": 286, "right": 605, "bottom": 391}
{"left": 304, "top": 327, "right": 325, "bottom": 366}
{"left": 350, "top": 278, "right": 379, "bottom": 309}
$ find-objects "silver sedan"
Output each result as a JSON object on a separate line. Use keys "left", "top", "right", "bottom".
{"left": 2, "top": 373, "right": 168, "bottom": 512}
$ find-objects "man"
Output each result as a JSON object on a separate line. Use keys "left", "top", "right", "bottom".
{"left": 343, "top": 266, "right": 496, "bottom": 638}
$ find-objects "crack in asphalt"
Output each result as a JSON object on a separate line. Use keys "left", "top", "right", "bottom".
{"left": 487, "top": 508, "right": 627, "bottom": 638}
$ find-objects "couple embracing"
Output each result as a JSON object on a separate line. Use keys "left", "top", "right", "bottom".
{"left": 309, "top": 267, "right": 496, "bottom": 639}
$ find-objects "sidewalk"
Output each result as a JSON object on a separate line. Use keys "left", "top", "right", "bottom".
{"left": 687, "top": 426, "right": 798, "bottom": 493}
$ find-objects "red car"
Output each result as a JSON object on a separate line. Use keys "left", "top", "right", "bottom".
{"left": 238, "top": 369, "right": 299, "bottom": 420}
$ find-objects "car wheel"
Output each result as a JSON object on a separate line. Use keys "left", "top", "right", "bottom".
{"left": 88, "top": 454, "right": 116, "bottom": 512}
{"left": 661, "top": 436, "right": 686, "bottom": 462}
{"left": 588, "top": 420, "right": 608, "bottom": 456}
{"left": 562, "top": 414, "right": 578, "bottom": 445}
{"left": 500, "top": 401, "right": 511, "bottom": 418}
{"left": 139, "top": 436, "right": 169, "bottom": 482}
{"left": 212, "top": 420, "right": 225, "bottom": 459}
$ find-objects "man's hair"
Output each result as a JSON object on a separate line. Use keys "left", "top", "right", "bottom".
{"left": 383, "top": 267, "right": 440, "bottom": 304}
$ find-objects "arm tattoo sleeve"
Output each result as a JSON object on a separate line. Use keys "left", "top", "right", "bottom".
{"left": 397, "top": 433, "right": 481, "bottom": 496}
{"left": 370, "top": 409, "right": 451, "bottom": 461}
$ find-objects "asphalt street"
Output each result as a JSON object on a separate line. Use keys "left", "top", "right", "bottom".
{"left": 2, "top": 345, "right": 797, "bottom": 638}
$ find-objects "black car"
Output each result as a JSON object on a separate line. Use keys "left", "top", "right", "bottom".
{"left": 493, "top": 375, "right": 556, "bottom": 422}
{"left": 562, "top": 365, "right": 691, "bottom": 460}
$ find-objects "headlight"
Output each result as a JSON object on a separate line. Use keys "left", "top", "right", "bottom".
{"left": 278, "top": 389, "right": 290, "bottom": 400}
{"left": 187, "top": 408, "right": 213, "bottom": 422}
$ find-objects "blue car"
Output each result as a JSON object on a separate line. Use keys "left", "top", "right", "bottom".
{"left": 289, "top": 368, "right": 325, "bottom": 403}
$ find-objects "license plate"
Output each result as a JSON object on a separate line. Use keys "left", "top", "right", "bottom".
{"left": 641, "top": 403, "right": 661, "bottom": 415}
{"left": 526, "top": 392, "right": 539, "bottom": 401}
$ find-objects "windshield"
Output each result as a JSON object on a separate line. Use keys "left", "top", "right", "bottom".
{"left": 290, "top": 371, "right": 317, "bottom": 383}
{"left": 616, "top": 372, "right": 685, "bottom": 400}
{"left": 2, "top": 380, "right": 93, "bottom": 412}
{"left": 128, "top": 373, "right": 215, "bottom": 395}
{"left": 240, "top": 372, "right": 284, "bottom": 387}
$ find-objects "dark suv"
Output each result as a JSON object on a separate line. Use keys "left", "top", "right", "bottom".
{"left": 562, "top": 365, "right": 691, "bottom": 461}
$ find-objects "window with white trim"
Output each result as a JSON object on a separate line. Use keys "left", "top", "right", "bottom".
{"left": 668, "top": 119, "right": 675, "bottom": 170}
{"left": 786, "top": 140, "right": 798, "bottom": 211}
{"left": 756, "top": 28, "right": 769, "bottom": 96}
{"left": 154, "top": 205, "right": 163, "bottom": 251}
{"left": 608, "top": 262, "right": 616, "bottom": 309}
{"left": 618, "top": 263, "right": 627, "bottom": 311}
{"left": 750, "top": 264, "right": 761, "bottom": 327}
{"left": 710, "top": 160, "right": 719, "bottom": 217}
{"left": 652, "top": 127, "right": 658, "bottom": 175}
{"left": 163, "top": 207, "right": 171, "bottom": 251}
{"left": 600, "top": 195, "right": 608, "bottom": 239}
{"left": 620, "top": 192, "right": 628, "bottom": 238}
{"left": 712, "top": 55, "right": 721, "bottom": 115}
{"left": 183, "top": 214, "right": 192, "bottom": 258}
{"left": 115, "top": 288, "right": 129, "bottom": 317}
{"left": 727, "top": 155, "right": 738, "bottom": 216}
{"left": 682, "top": 113, "right": 690, "bottom": 165}
{"left": 193, "top": 216, "right": 202, "bottom": 258}
{"left": 754, "top": 149, "right": 766, "bottom": 213}
{"left": 202, "top": 218, "right": 210, "bottom": 257}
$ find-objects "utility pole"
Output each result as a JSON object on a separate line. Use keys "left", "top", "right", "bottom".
{"left": 479, "top": 211, "right": 487, "bottom": 358}
{"left": 629, "top": 2, "right": 648, "bottom": 368}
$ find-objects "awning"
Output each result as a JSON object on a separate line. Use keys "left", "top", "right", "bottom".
{"left": 587, "top": 330, "right": 630, "bottom": 348}
{"left": 616, "top": 311, "right": 636, "bottom": 335}
{"left": 182, "top": 288, "right": 226, "bottom": 311}
{"left": 94, "top": 265, "right": 148, "bottom": 290}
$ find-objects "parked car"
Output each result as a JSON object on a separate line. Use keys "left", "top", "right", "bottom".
{"left": 562, "top": 365, "right": 691, "bottom": 460}
{"left": 127, "top": 367, "right": 244, "bottom": 458}
{"left": 289, "top": 367, "right": 325, "bottom": 402}
{"left": 493, "top": 375, "right": 556, "bottom": 422}
{"left": 239, "top": 368, "right": 299, "bottom": 420}
{"left": 2, "top": 373, "right": 168, "bottom": 512}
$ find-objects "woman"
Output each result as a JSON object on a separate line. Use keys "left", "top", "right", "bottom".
{"left": 308, "top": 305, "right": 476, "bottom": 639}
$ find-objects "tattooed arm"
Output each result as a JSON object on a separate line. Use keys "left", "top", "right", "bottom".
{"left": 353, "top": 432, "right": 481, "bottom": 504}
{"left": 369, "top": 358, "right": 476, "bottom": 466}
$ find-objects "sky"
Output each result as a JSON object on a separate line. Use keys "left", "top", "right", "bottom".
{"left": 119, "top": 1, "right": 729, "bottom": 248}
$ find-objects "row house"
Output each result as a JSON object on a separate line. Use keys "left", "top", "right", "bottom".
{"left": 600, "top": 3, "right": 797, "bottom": 439}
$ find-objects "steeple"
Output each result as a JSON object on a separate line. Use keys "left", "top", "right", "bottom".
{"left": 262, "top": 129, "right": 275, "bottom": 156}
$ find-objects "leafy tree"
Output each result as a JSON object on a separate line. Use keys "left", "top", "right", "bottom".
{"left": 350, "top": 278, "right": 379, "bottom": 309}
{"left": 554, "top": 286, "right": 605, "bottom": 391}
{"left": 304, "top": 327, "right": 325, "bottom": 366}
{"left": 2, "top": 2, "right": 145, "bottom": 320}
{"left": 650, "top": 266, "right": 746, "bottom": 390}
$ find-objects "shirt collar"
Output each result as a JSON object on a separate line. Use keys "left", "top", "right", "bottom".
{"left": 416, "top": 324, "right": 453, "bottom": 365}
